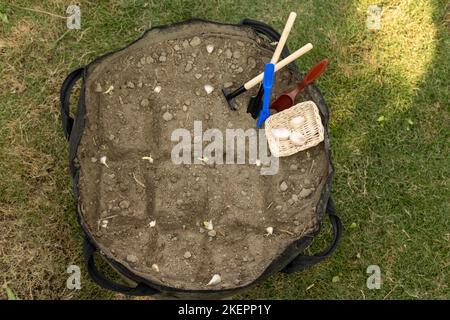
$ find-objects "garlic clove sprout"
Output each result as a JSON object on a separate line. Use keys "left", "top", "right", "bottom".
{"left": 100, "top": 156, "right": 109, "bottom": 168}
{"left": 152, "top": 264, "right": 160, "bottom": 272}
{"left": 207, "top": 274, "right": 221, "bottom": 286}
{"left": 142, "top": 156, "right": 154, "bottom": 163}
{"left": 203, "top": 220, "right": 214, "bottom": 230}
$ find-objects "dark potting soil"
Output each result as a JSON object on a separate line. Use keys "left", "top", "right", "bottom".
{"left": 76, "top": 22, "right": 329, "bottom": 290}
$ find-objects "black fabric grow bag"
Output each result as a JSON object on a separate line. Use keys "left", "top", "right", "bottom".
{"left": 60, "top": 18, "right": 342, "bottom": 299}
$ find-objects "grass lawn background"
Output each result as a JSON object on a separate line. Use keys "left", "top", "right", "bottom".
{"left": 0, "top": 0, "right": 448, "bottom": 299}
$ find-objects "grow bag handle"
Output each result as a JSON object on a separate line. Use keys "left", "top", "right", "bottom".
{"left": 282, "top": 197, "right": 343, "bottom": 273}
{"left": 240, "top": 18, "right": 292, "bottom": 62}
{"left": 60, "top": 67, "right": 84, "bottom": 141}
{"left": 83, "top": 238, "right": 159, "bottom": 296}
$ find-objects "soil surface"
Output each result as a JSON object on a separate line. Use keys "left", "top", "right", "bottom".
{"left": 76, "top": 22, "right": 329, "bottom": 290}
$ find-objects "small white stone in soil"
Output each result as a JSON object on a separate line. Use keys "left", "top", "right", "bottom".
{"left": 126, "top": 254, "right": 138, "bottom": 263}
{"left": 204, "top": 84, "right": 214, "bottom": 94}
{"left": 207, "top": 274, "right": 221, "bottom": 286}
{"left": 299, "top": 188, "right": 313, "bottom": 199}
{"left": 208, "top": 230, "right": 217, "bottom": 237}
{"left": 182, "top": 105, "right": 188, "bottom": 112}
{"left": 95, "top": 83, "right": 103, "bottom": 92}
{"left": 101, "top": 220, "right": 108, "bottom": 228}
{"left": 190, "top": 36, "right": 201, "bottom": 47}
{"left": 185, "top": 62, "right": 193, "bottom": 72}
{"left": 247, "top": 57, "right": 257, "bottom": 69}
{"left": 279, "top": 181, "right": 288, "bottom": 192}
{"left": 154, "top": 86, "right": 162, "bottom": 93}
{"left": 206, "top": 44, "right": 214, "bottom": 53}
{"left": 141, "top": 99, "right": 150, "bottom": 108}
{"left": 163, "top": 111, "right": 173, "bottom": 121}
{"left": 149, "top": 220, "right": 156, "bottom": 227}
{"left": 119, "top": 200, "right": 130, "bottom": 209}
{"left": 184, "top": 251, "right": 192, "bottom": 259}
{"left": 194, "top": 73, "right": 202, "bottom": 79}
{"left": 91, "top": 157, "right": 97, "bottom": 163}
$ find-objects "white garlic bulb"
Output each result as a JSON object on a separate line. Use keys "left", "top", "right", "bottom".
{"left": 271, "top": 127, "right": 290, "bottom": 140}
{"left": 289, "top": 132, "right": 307, "bottom": 145}
{"left": 290, "top": 116, "right": 305, "bottom": 128}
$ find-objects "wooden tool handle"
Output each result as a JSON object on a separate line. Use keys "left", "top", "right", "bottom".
{"left": 244, "top": 43, "right": 313, "bottom": 90}
{"left": 270, "top": 12, "right": 297, "bottom": 64}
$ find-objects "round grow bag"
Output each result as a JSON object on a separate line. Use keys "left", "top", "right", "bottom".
{"left": 60, "top": 19, "right": 342, "bottom": 299}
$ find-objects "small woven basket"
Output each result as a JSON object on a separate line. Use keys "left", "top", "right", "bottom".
{"left": 265, "top": 101, "right": 324, "bottom": 157}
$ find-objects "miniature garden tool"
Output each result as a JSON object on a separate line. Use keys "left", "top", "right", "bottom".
{"left": 222, "top": 43, "right": 313, "bottom": 110}
{"left": 247, "top": 12, "right": 297, "bottom": 119}
{"left": 256, "top": 63, "right": 275, "bottom": 128}
{"left": 271, "top": 58, "right": 329, "bottom": 112}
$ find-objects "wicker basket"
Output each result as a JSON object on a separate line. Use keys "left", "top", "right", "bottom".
{"left": 265, "top": 101, "right": 324, "bottom": 157}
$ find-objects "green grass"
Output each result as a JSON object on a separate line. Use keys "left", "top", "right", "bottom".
{"left": 0, "top": 0, "right": 448, "bottom": 299}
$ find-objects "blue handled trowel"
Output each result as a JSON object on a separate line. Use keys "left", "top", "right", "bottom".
{"left": 256, "top": 63, "right": 275, "bottom": 128}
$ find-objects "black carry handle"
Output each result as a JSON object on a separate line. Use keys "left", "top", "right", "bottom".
{"left": 240, "top": 18, "right": 292, "bottom": 64}
{"left": 282, "top": 198, "right": 343, "bottom": 273}
{"left": 60, "top": 67, "right": 84, "bottom": 140}
{"left": 83, "top": 238, "right": 159, "bottom": 296}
